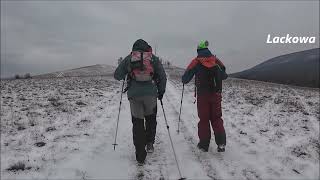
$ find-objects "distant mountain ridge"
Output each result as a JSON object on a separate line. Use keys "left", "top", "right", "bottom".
{"left": 34, "top": 64, "right": 116, "bottom": 79}
{"left": 34, "top": 64, "right": 185, "bottom": 79}
{"left": 231, "top": 48, "right": 319, "bottom": 88}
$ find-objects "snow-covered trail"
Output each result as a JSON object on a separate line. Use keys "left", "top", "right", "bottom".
{"left": 36, "top": 87, "right": 170, "bottom": 179}
{"left": 41, "top": 91, "right": 134, "bottom": 179}
{"left": 1, "top": 75, "right": 319, "bottom": 180}
{"left": 41, "top": 80, "right": 212, "bottom": 180}
{"left": 1, "top": 77, "right": 211, "bottom": 180}
{"left": 76, "top": 85, "right": 213, "bottom": 180}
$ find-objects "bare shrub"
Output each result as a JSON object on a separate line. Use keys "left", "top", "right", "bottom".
{"left": 6, "top": 162, "right": 31, "bottom": 172}
{"left": 24, "top": 73, "right": 31, "bottom": 79}
{"left": 14, "top": 74, "right": 20, "bottom": 79}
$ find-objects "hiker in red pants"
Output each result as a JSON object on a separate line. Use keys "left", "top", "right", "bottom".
{"left": 182, "top": 40, "right": 228, "bottom": 152}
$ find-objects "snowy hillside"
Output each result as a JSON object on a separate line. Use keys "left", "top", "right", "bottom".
{"left": 1, "top": 66, "right": 319, "bottom": 180}
{"left": 33, "top": 64, "right": 116, "bottom": 78}
{"left": 231, "top": 48, "right": 320, "bottom": 88}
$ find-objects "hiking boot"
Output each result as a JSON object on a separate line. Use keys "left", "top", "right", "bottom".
{"left": 197, "top": 142, "right": 209, "bottom": 152}
{"left": 136, "top": 149, "right": 147, "bottom": 164}
{"left": 197, "top": 139, "right": 209, "bottom": 152}
{"left": 146, "top": 143, "right": 154, "bottom": 153}
{"left": 217, "top": 144, "right": 225, "bottom": 152}
{"left": 137, "top": 160, "right": 145, "bottom": 166}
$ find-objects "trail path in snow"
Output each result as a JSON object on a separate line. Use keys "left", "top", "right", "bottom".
{"left": 43, "top": 79, "right": 212, "bottom": 180}
{"left": 1, "top": 75, "right": 318, "bottom": 180}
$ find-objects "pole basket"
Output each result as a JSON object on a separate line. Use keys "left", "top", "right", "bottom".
{"left": 112, "top": 143, "right": 118, "bottom": 150}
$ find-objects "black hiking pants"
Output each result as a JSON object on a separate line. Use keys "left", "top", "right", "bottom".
{"left": 129, "top": 96, "right": 157, "bottom": 161}
{"left": 131, "top": 114, "right": 157, "bottom": 147}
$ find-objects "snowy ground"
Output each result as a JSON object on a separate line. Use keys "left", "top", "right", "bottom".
{"left": 1, "top": 69, "right": 319, "bottom": 180}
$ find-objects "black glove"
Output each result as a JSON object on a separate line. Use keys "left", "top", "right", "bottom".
{"left": 158, "top": 93, "right": 164, "bottom": 101}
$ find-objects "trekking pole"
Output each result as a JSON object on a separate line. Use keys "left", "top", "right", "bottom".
{"left": 160, "top": 100, "right": 185, "bottom": 180}
{"left": 113, "top": 76, "right": 127, "bottom": 151}
{"left": 177, "top": 84, "right": 184, "bottom": 134}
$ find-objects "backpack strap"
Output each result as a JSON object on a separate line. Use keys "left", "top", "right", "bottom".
{"left": 193, "top": 77, "right": 197, "bottom": 104}
{"left": 150, "top": 55, "right": 158, "bottom": 81}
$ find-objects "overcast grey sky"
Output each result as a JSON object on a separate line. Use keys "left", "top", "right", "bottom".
{"left": 1, "top": 1, "right": 319, "bottom": 78}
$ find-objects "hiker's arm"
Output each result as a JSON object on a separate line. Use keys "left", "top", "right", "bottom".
{"left": 182, "top": 59, "right": 198, "bottom": 84}
{"left": 154, "top": 56, "right": 167, "bottom": 95}
{"left": 114, "top": 55, "right": 130, "bottom": 80}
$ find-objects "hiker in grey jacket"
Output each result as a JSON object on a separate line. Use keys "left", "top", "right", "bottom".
{"left": 114, "top": 39, "right": 167, "bottom": 164}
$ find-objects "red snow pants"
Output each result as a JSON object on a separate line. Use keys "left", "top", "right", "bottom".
{"left": 197, "top": 92, "right": 226, "bottom": 145}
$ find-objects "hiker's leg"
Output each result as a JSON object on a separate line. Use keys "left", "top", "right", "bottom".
{"left": 129, "top": 98, "right": 147, "bottom": 162}
{"left": 210, "top": 93, "right": 226, "bottom": 146}
{"left": 197, "top": 94, "right": 211, "bottom": 149}
{"left": 144, "top": 96, "right": 157, "bottom": 145}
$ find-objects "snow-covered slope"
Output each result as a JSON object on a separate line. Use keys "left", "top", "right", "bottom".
{"left": 231, "top": 48, "right": 319, "bottom": 88}
{"left": 1, "top": 67, "right": 319, "bottom": 180}
{"left": 34, "top": 64, "right": 116, "bottom": 78}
